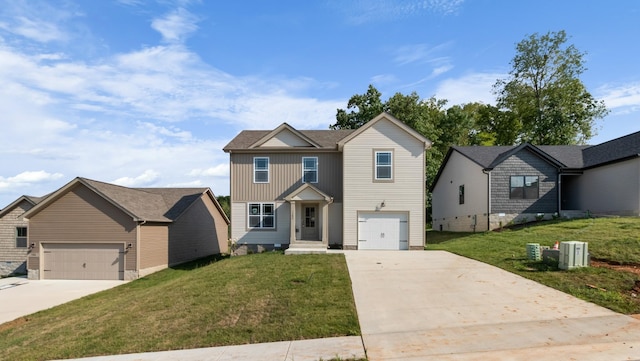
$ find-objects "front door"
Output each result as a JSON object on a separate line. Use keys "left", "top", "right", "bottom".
{"left": 301, "top": 204, "right": 319, "bottom": 240}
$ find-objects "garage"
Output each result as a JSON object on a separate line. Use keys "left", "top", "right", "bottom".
{"left": 357, "top": 212, "right": 408, "bottom": 250}
{"left": 42, "top": 243, "right": 125, "bottom": 280}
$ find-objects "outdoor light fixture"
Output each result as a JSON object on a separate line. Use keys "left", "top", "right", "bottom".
{"left": 28, "top": 243, "right": 35, "bottom": 250}
{"left": 126, "top": 243, "right": 132, "bottom": 250}
{"left": 381, "top": 200, "right": 386, "bottom": 208}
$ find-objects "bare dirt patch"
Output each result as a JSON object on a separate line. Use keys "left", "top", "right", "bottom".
{"left": 590, "top": 259, "right": 640, "bottom": 276}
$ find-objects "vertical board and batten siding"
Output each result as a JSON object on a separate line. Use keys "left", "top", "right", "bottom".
{"left": 139, "top": 223, "right": 168, "bottom": 269}
{"left": 169, "top": 194, "right": 229, "bottom": 265}
{"left": 342, "top": 119, "right": 425, "bottom": 249}
{"left": 231, "top": 202, "right": 290, "bottom": 245}
{"left": 577, "top": 159, "right": 640, "bottom": 215}
{"left": 27, "top": 184, "right": 137, "bottom": 275}
{"left": 230, "top": 152, "right": 343, "bottom": 202}
{"left": 432, "top": 151, "right": 489, "bottom": 232}
{"left": 0, "top": 200, "right": 33, "bottom": 275}
{"left": 491, "top": 149, "right": 558, "bottom": 214}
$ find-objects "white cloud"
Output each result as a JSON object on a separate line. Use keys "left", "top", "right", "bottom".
{"left": 597, "top": 82, "right": 640, "bottom": 113}
{"left": 334, "top": 0, "right": 465, "bottom": 24}
{"left": 0, "top": 171, "right": 64, "bottom": 190}
{"left": 112, "top": 170, "right": 161, "bottom": 187}
{"left": 188, "top": 164, "right": 229, "bottom": 177}
{"left": 433, "top": 72, "right": 503, "bottom": 105}
{"left": 151, "top": 8, "right": 199, "bottom": 43}
{"left": 0, "top": 1, "right": 76, "bottom": 43}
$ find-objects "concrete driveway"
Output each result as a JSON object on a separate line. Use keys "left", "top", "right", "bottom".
{"left": 0, "top": 276, "right": 125, "bottom": 325}
{"left": 344, "top": 250, "right": 640, "bottom": 361}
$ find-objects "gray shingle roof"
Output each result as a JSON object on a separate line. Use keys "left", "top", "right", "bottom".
{"left": 80, "top": 178, "right": 209, "bottom": 222}
{"left": 582, "top": 130, "right": 640, "bottom": 168}
{"left": 223, "top": 129, "right": 355, "bottom": 151}
{"left": 435, "top": 131, "right": 640, "bottom": 192}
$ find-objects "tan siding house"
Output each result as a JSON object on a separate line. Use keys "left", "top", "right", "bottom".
{"left": 224, "top": 112, "right": 431, "bottom": 252}
{"left": 0, "top": 196, "right": 44, "bottom": 276}
{"left": 22, "top": 177, "right": 229, "bottom": 280}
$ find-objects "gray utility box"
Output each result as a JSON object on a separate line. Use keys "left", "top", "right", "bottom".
{"left": 559, "top": 241, "right": 589, "bottom": 270}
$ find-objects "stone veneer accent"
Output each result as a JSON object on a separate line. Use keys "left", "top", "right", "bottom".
{"left": 0, "top": 261, "right": 26, "bottom": 276}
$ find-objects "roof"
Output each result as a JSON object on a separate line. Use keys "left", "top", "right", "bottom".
{"left": 582, "top": 130, "right": 640, "bottom": 168}
{"left": 432, "top": 131, "right": 640, "bottom": 190}
{"left": 223, "top": 129, "right": 355, "bottom": 151}
{"left": 0, "top": 195, "right": 47, "bottom": 218}
{"left": 23, "top": 177, "right": 229, "bottom": 224}
{"left": 223, "top": 112, "right": 432, "bottom": 152}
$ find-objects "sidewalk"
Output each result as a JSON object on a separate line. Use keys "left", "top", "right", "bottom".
{"left": 54, "top": 336, "right": 366, "bottom": 361}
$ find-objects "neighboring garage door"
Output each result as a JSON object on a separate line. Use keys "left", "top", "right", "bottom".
{"left": 43, "top": 243, "right": 125, "bottom": 280}
{"left": 358, "top": 212, "right": 408, "bottom": 250}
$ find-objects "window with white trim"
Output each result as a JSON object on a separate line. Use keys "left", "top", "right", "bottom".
{"left": 302, "top": 157, "right": 318, "bottom": 183}
{"left": 16, "top": 227, "right": 27, "bottom": 248}
{"left": 375, "top": 151, "right": 393, "bottom": 180}
{"left": 253, "top": 157, "right": 269, "bottom": 183}
{"left": 248, "top": 203, "right": 275, "bottom": 229}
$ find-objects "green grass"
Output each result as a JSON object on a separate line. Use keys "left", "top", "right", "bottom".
{"left": 427, "top": 217, "right": 640, "bottom": 314}
{"left": 0, "top": 253, "right": 360, "bottom": 361}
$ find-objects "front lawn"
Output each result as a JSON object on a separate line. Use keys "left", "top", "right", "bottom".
{"left": 0, "top": 253, "right": 360, "bottom": 361}
{"left": 427, "top": 217, "right": 640, "bottom": 314}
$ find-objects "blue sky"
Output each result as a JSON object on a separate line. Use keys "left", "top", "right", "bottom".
{"left": 1, "top": 0, "right": 639, "bottom": 206}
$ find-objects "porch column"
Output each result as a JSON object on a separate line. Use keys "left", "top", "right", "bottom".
{"left": 322, "top": 201, "right": 329, "bottom": 246}
{"left": 289, "top": 201, "right": 296, "bottom": 245}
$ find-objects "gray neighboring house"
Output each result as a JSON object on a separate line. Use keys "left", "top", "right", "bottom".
{"left": 22, "top": 177, "right": 230, "bottom": 280}
{"left": 224, "top": 112, "right": 432, "bottom": 252}
{"left": 431, "top": 131, "right": 640, "bottom": 232}
{"left": 0, "top": 195, "right": 46, "bottom": 276}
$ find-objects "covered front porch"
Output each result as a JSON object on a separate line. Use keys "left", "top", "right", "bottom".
{"left": 283, "top": 183, "right": 333, "bottom": 255}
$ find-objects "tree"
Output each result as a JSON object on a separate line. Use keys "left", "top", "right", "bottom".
{"left": 494, "top": 30, "right": 608, "bottom": 145}
{"left": 330, "top": 85, "right": 384, "bottom": 129}
{"left": 216, "top": 195, "right": 230, "bottom": 219}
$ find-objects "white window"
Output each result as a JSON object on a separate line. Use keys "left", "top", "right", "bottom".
{"left": 375, "top": 151, "right": 393, "bottom": 180}
{"left": 16, "top": 227, "right": 27, "bottom": 248}
{"left": 302, "top": 157, "right": 318, "bottom": 183}
{"left": 253, "top": 157, "right": 269, "bottom": 183}
{"left": 248, "top": 203, "right": 275, "bottom": 229}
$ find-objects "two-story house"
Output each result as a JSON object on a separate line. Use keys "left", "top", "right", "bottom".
{"left": 223, "top": 112, "right": 432, "bottom": 253}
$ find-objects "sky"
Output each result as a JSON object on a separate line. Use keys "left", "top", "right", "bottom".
{"left": 1, "top": 0, "right": 639, "bottom": 207}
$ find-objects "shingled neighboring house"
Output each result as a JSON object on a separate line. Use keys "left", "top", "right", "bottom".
{"left": 431, "top": 131, "right": 640, "bottom": 232}
{"left": 224, "top": 112, "right": 431, "bottom": 253}
{"left": 22, "top": 177, "right": 229, "bottom": 280}
{"left": 0, "top": 195, "right": 46, "bottom": 276}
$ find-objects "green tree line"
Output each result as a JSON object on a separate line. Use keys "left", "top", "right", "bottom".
{"left": 330, "top": 31, "right": 608, "bottom": 194}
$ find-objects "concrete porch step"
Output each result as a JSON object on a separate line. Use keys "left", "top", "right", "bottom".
{"left": 285, "top": 246, "right": 327, "bottom": 255}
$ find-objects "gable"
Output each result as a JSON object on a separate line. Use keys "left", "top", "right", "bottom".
{"left": 338, "top": 112, "right": 431, "bottom": 150}
{"left": 260, "top": 128, "right": 316, "bottom": 147}
{"left": 29, "top": 183, "right": 136, "bottom": 231}
{"left": 344, "top": 116, "right": 426, "bottom": 154}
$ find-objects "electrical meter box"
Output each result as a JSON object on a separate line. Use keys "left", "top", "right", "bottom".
{"left": 559, "top": 241, "right": 589, "bottom": 270}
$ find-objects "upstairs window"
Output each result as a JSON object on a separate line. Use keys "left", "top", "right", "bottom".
{"left": 16, "top": 227, "right": 27, "bottom": 248}
{"left": 248, "top": 203, "right": 275, "bottom": 229}
{"left": 375, "top": 151, "right": 393, "bottom": 181}
{"left": 253, "top": 157, "right": 269, "bottom": 183}
{"left": 510, "top": 176, "right": 539, "bottom": 199}
{"left": 302, "top": 157, "right": 318, "bottom": 183}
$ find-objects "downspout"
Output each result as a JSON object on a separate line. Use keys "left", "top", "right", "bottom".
{"left": 135, "top": 219, "right": 146, "bottom": 279}
{"left": 483, "top": 169, "right": 491, "bottom": 231}
{"left": 558, "top": 172, "right": 562, "bottom": 216}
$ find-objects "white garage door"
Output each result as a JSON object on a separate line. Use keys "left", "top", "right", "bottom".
{"left": 358, "top": 212, "right": 408, "bottom": 250}
{"left": 43, "top": 243, "right": 125, "bottom": 280}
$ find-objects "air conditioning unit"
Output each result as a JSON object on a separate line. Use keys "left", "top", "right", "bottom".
{"left": 559, "top": 241, "right": 589, "bottom": 270}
